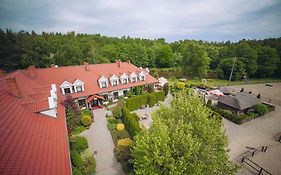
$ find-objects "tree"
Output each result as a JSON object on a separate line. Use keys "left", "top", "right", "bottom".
{"left": 154, "top": 45, "right": 174, "bottom": 68}
{"left": 255, "top": 46, "right": 280, "bottom": 77}
{"left": 132, "top": 90, "right": 237, "bottom": 175}
{"left": 217, "top": 58, "right": 246, "bottom": 80}
{"left": 163, "top": 83, "right": 169, "bottom": 96}
{"left": 179, "top": 42, "right": 210, "bottom": 77}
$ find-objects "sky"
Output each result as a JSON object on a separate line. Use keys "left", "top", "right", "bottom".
{"left": 0, "top": 0, "right": 280, "bottom": 42}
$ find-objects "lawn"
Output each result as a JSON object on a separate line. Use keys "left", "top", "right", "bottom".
{"left": 168, "top": 78, "right": 281, "bottom": 87}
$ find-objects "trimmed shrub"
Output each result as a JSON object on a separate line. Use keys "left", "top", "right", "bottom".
{"left": 207, "top": 99, "right": 212, "bottom": 106}
{"left": 71, "top": 150, "right": 84, "bottom": 168}
{"left": 107, "top": 116, "right": 117, "bottom": 124}
{"left": 163, "top": 83, "right": 169, "bottom": 96}
{"left": 126, "top": 94, "right": 148, "bottom": 111}
{"left": 70, "top": 136, "right": 88, "bottom": 153}
{"left": 114, "top": 145, "right": 131, "bottom": 162}
{"left": 112, "top": 105, "right": 123, "bottom": 119}
{"left": 131, "top": 113, "right": 139, "bottom": 122}
{"left": 117, "top": 138, "right": 133, "bottom": 147}
{"left": 176, "top": 82, "right": 185, "bottom": 90}
{"left": 72, "top": 167, "right": 83, "bottom": 175}
{"left": 83, "top": 155, "right": 96, "bottom": 174}
{"left": 80, "top": 115, "right": 92, "bottom": 127}
{"left": 107, "top": 122, "right": 116, "bottom": 131}
{"left": 117, "top": 124, "right": 125, "bottom": 131}
{"left": 122, "top": 106, "right": 141, "bottom": 137}
{"left": 147, "top": 93, "right": 156, "bottom": 107}
{"left": 253, "top": 103, "right": 268, "bottom": 116}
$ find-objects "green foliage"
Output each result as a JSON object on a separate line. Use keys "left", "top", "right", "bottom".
{"left": 147, "top": 84, "right": 154, "bottom": 93}
{"left": 207, "top": 99, "right": 212, "bottom": 106}
{"left": 132, "top": 90, "right": 237, "bottom": 175}
{"left": 122, "top": 107, "right": 141, "bottom": 137}
{"left": 126, "top": 94, "right": 148, "bottom": 111}
{"left": 114, "top": 145, "right": 131, "bottom": 162}
{"left": 70, "top": 136, "right": 88, "bottom": 153}
{"left": 80, "top": 115, "right": 92, "bottom": 127}
{"left": 147, "top": 93, "right": 156, "bottom": 107}
{"left": 111, "top": 130, "right": 131, "bottom": 145}
{"left": 163, "top": 83, "right": 169, "bottom": 96}
{"left": 72, "top": 167, "right": 83, "bottom": 175}
{"left": 153, "top": 91, "right": 165, "bottom": 102}
{"left": 217, "top": 58, "right": 246, "bottom": 80}
{"left": 70, "top": 150, "right": 84, "bottom": 168}
{"left": 253, "top": 103, "right": 268, "bottom": 116}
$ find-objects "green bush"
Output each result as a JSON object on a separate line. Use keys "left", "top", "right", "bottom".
{"left": 107, "top": 116, "right": 117, "bottom": 124}
{"left": 72, "top": 167, "right": 83, "bottom": 175}
{"left": 107, "top": 122, "right": 116, "bottom": 131}
{"left": 83, "top": 155, "right": 96, "bottom": 174}
{"left": 163, "top": 83, "right": 169, "bottom": 96}
{"left": 126, "top": 94, "right": 148, "bottom": 111}
{"left": 80, "top": 115, "right": 92, "bottom": 127}
{"left": 148, "top": 93, "right": 156, "bottom": 107}
{"left": 207, "top": 99, "right": 212, "bottom": 106}
{"left": 71, "top": 150, "right": 84, "bottom": 168}
{"left": 154, "top": 91, "right": 165, "bottom": 102}
{"left": 253, "top": 103, "right": 268, "bottom": 116}
{"left": 70, "top": 136, "right": 88, "bottom": 153}
{"left": 114, "top": 145, "right": 131, "bottom": 162}
{"left": 122, "top": 107, "right": 141, "bottom": 137}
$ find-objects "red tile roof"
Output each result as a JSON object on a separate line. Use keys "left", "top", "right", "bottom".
{"left": 0, "top": 61, "right": 157, "bottom": 175}
{"left": 29, "top": 61, "right": 158, "bottom": 99}
{"left": 0, "top": 71, "right": 71, "bottom": 175}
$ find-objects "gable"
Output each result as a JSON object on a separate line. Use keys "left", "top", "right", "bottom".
{"left": 139, "top": 71, "right": 146, "bottom": 76}
{"left": 120, "top": 73, "right": 128, "bottom": 79}
{"left": 98, "top": 76, "right": 108, "bottom": 82}
{"left": 60, "top": 80, "right": 72, "bottom": 88}
{"left": 73, "top": 79, "right": 84, "bottom": 85}
{"left": 130, "top": 72, "right": 137, "bottom": 77}
{"left": 110, "top": 74, "right": 119, "bottom": 80}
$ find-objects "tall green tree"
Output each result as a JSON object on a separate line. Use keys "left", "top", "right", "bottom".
{"left": 217, "top": 58, "right": 246, "bottom": 80}
{"left": 132, "top": 90, "right": 237, "bottom": 175}
{"left": 255, "top": 46, "right": 280, "bottom": 77}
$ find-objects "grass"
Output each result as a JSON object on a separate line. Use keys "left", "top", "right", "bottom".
{"left": 168, "top": 78, "right": 281, "bottom": 87}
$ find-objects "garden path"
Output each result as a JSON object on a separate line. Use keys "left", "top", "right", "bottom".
{"left": 80, "top": 108, "right": 124, "bottom": 175}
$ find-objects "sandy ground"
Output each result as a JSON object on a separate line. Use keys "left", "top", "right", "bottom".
{"left": 223, "top": 83, "right": 281, "bottom": 175}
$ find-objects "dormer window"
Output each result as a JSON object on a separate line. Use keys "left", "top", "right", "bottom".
{"left": 101, "top": 82, "right": 107, "bottom": 88}
{"left": 76, "top": 86, "right": 83, "bottom": 92}
{"left": 112, "top": 80, "right": 118, "bottom": 86}
{"left": 98, "top": 76, "right": 109, "bottom": 88}
{"left": 60, "top": 81, "right": 73, "bottom": 95}
{"left": 130, "top": 72, "right": 138, "bottom": 83}
{"left": 131, "top": 77, "right": 137, "bottom": 83}
{"left": 110, "top": 74, "right": 119, "bottom": 86}
{"left": 64, "top": 88, "right": 71, "bottom": 94}
{"left": 73, "top": 79, "right": 85, "bottom": 93}
{"left": 138, "top": 71, "right": 146, "bottom": 81}
{"left": 122, "top": 78, "right": 128, "bottom": 84}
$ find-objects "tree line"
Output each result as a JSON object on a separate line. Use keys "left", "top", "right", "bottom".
{"left": 1, "top": 29, "right": 280, "bottom": 80}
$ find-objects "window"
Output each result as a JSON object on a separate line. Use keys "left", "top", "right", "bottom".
{"left": 112, "top": 80, "right": 118, "bottom": 86}
{"left": 101, "top": 82, "right": 107, "bottom": 88}
{"left": 113, "top": 92, "right": 118, "bottom": 99}
{"left": 103, "top": 94, "right": 108, "bottom": 101}
{"left": 122, "top": 78, "right": 128, "bottom": 84}
{"left": 123, "top": 90, "right": 128, "bottom": 97}
{"left": 140, "top": 76, "right": 145, "bottom": 81}
{"left": 64, "top": 88, "right": 71, "bottom": 94}
{"left": 131, "top": 77, "right": 136, "bottom": 83}
{"left": 76, "top": 86, "right": 83, "bottom": 92}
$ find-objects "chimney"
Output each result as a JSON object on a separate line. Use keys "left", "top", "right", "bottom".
{"left": 0, "top": 69, "right": 6, "bottom": 78}
{"left": 27, "top": 66, "right": 36, "bottom": 78}
{"left": 84, "top": 62, "right": 89, "bottom": 71}
{"left": 127, "top": 60, "right": 130, "bottom": 64}
{"left": 116, "top": 60, "right": 121, "bottom": 68}
{"left": 6, "top": 77, "right": 22, "bottom": 98}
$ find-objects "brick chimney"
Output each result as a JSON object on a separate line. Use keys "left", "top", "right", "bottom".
{"left": 127, "top": 60, "right": 130, "bottom": 64}
{"left": 84, "top": 62, "right": 90, "bottom": 71}
{"left": 27, "top": 66, "right": 36, "bottom": 78}
{"left": 6, "top": 77, "right": 22, "bottom": 98}
{"left": 116, "top": 60, "right": 121, "bottom": 68}
{"left": 0, "top": 69, "right": 6, "bottom": 78}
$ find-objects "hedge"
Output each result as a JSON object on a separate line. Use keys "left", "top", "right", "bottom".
{"left": 70, "top": 136, "right": 88, "bottom": 153}
{"left": 72, "top": 167, "right": 83, "bottom": 175}
{"left": 122, "top": 107, "right": 141, "bottom": 137}
{"left": 253, "top": 103, "right": 268, "bottom": 116}
{"left": 70, "top": 150, "right": 84, "bottom": 168}
{"left": 80, "top": 115, "right": 92, "bottom": 127}
{"left": 126, "top": 91, "right": 165, "bottom": 111}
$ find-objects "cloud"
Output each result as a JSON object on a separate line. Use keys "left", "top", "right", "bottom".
{"left": 0, "top": 0, "right": 280, "bottom": 41}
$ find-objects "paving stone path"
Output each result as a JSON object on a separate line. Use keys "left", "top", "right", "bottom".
{"left": 80, "top": 108, "right": 124, "bottom": 175}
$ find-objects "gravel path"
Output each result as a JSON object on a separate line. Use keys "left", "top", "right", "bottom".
{"left": 80, "top": 109, "right": 124, "bottom": 175}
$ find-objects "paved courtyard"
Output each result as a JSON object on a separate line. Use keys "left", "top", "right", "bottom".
{"left": 80, "top": 109, "right": 124, "bottom": 175}
{"left": 223, "top": 83, "right": 281, "bottom": 174}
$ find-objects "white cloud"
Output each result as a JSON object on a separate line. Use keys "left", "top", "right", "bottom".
{"left": 0, "top": 0, "right": 280, "bottom": 41}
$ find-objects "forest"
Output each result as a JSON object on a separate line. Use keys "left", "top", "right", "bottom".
{"left": 1, "top": 29, "right": 280, "bottom": 80}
